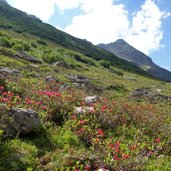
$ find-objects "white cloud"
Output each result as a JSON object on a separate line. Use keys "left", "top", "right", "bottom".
{"left": 9, "top": 0, "right": 170, "bottom": 55}
{"left": 65, "top": 0, "right": 129, "bottom": 44}
{"left": 64, "top": 0, "right": 170, "bottom": 55}
{"left": 125, "top": 0, "right": 169, "bottom": 54}
{"left": 10, "top": 0, "right": 55, "bottom": 21}
{"left": 9, "top": 0, "right": 81, "bottom": 21}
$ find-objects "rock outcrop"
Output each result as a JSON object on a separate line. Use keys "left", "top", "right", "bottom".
{"left": 17, "top": 51, "right": 42, "bottom": 63}
{"left": 131, "top": 88, "right": 171, "bottom": 103}
{"left": 67, "top": 75, "right": 89, "bottom": 88}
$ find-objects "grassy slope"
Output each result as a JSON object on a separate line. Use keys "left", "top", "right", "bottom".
{"left": 0, "top": 29, "right": 171, "bottom": 170}
{"left": 0, "top": 1, "right": 155, "bottom": 78}
{"left": 0, "top": 29, "right": 169, "bottom": 97}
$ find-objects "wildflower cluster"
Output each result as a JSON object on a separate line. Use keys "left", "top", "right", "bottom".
{"left": 0, "top": 78, "right": 170, "bottom": 170}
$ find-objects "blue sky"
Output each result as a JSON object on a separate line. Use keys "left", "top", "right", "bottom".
{"left": 7, "top": 0, "right": 171, "bottom": 70}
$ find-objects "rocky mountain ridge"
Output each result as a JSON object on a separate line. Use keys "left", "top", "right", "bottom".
{"left": 98, "top": 39, "right": 171, "bottom": 81}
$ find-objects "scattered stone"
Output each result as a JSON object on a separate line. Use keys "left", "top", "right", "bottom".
{"left": 74, "top": 107, "right": 94, "bottom": 114}
{"left": 0, "top": 67, "right": 20, "bottom": 74}
{"left": 17, "top": 51, "right": 42, "bottom": 63}
{"left": 59, "top": 84, "right": 70, "bottom": 91}
{"left": 67, "top": 75, "right": 89, "bottom": 88}
{"left": 155, "top": 89, "right": 162, "bottom": 93}
{"left": 67, "top": 75, "right": 89, "bottom": 84}
{"left": 52, "top": 61, "right": 70, "bottom": 69}
{"left": 84, "top": 95, "right": 99, "bottom": 105}
{"left": 35, "top": 73, "right": 40, "bottom": 77}
{"left": 131, "top": 87, "right": 171, "bottom": 103}
{"left": 45, "top": 75, "right": 56, "bottom": 82}
{"left": 29, "top": 64, "right": 39, "bottom": 68}
{"left": 51, "top": 62, "right": 62, "bottom": 67}
{"left": 131, "top": 88, "right": 153, "bottom": 99}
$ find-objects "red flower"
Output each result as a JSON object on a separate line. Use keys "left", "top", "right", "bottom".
{"left": 97, "top": 129, "right": 104, "bottom": 137}
{"left": 115, "top": 141, "right": 120, "bottom": 147}
{"left": 96, "top": 138, "right": 100, "bottom": 143}
{"left": 148, "top": 151, "right": 153, "bottom": 156}
{"left": 108, "top": 143, "right": 115, "bottom": 148}
{"left": 84, "top": 165, "right": 91, "bottom": 170}
{"left": 154, "top": 138, "right": 161, "bottom": 143}
{"left": 101, "top": 105, "right": 108, "bottom": 112}
{"left": 130, "top": 144, "right": 137, "bottom": 151}
{"left": 123, "top": 154, "right": 129, "bottom": 159}
{"left": 42, "top": 106, "right": 47, "bottom": 110}
{"left": 113, "top": 155, "right": 120, "bottom": 161}
{"left": 0, "top": 86, "right": 4, "bottom": 91}
{"left": 79, "top": 120, "right": 86, "bottom": 125}
{"left": 90, "top": 103, "right": 94, "bottom": 107}
{"left": 71, "top": 114, "right": 77, "bottom": 120}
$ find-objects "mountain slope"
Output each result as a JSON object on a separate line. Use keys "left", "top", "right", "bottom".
{"left": 98, "top": 39, "right": 171, "bottom": 81}
{"left": 0, "top": 1, "right": 153, "bottom": 77}
{"left": 0, "top": 1, "right": 171, "bottom": 170}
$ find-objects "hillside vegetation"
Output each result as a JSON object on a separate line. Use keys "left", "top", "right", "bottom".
{"left": 0, "top": 28, "right": 171, "bottom": 171}
{"left": 0, "top": 2, "right": 171, "bottom": 170}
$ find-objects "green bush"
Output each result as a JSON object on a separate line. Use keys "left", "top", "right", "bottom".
{"left": 0, "top": 139, "right": 39, "bottom": 170}
{"left": 72, "top": 53, "right": 96, "bottom": 66}
{"left": 41, "top": 49, "right": 63, "bottom": 64}
{"left": 99, "top": 60, "right": 111, "bottom": 69}
{"left": 0, "top": 37, "right": 12, "bottom": 48}
{"left": 12, "top": 40, "right": 30, "bottom": 51}
{"left": 30, "top": 42, "right": 37, "bottom": 48}
{"left": 37, "top": 39, "right": 47, "bottom": 46}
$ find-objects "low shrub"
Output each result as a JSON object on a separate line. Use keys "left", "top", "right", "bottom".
{"left": 99, "top": 60, "right": 111, "bottom": 69}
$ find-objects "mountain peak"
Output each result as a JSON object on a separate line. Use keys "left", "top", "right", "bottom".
{"left": 98, "top": 40, "right": 171, "bottom": 81}
{"left": 115, "top": 39, "right": 127, "bottom": 44}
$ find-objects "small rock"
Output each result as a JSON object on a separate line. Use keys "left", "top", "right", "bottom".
{"left": 131, "top": 88, "right": 153, "bottom": 99}
{"left": 0, "top": 67, "right": 20, "bottom": 74}
{"left": 84, "top": 95, "right": 99, "bottom": 105}
{"left": 18, "top": 51, "right": 42, "bottom": 63}
{"left": 67, "top": 75, "right": 89, "bottom": 84}
{"left": 155, "top": 89, "right": 162, "bottom": 93}
{"left": 45, "top": 75, "right": 56, "bottom": 82}
{"left": 51, "top": 62, "right": 62, "bottom": 67}
{"left": 59, "top": 84, "right": 70, "bottom": 91}
{"left": 74, "top": 107, "right": 94, "bottom": 114}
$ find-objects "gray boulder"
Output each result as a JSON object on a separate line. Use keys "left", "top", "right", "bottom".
{"left": 11, "top": 108, "right": 40, "bottom": 134}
